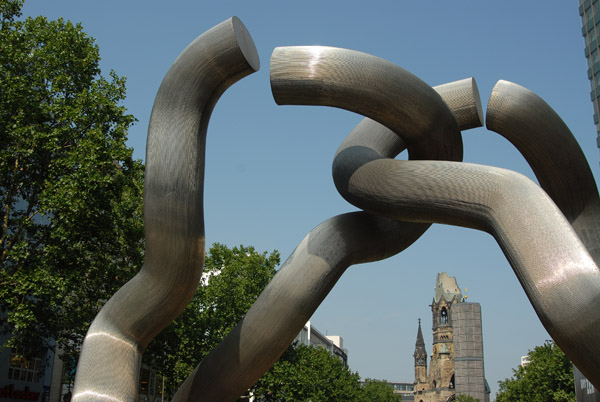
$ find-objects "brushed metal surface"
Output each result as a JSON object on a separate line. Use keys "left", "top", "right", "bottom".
{"left": 433, "top": 77, "right": 483, "bottom": 131}
{"left": 487, "top": 80, "right": 600, "bottom": 260}
{"left": 170, "top": 64, "right": 481, "bottom": 400}
{"left": 70, "top": 27, "right": 600, "bottom": 400}
{"left": 487, "top": 80, "right": 600, "bottom": 385}
{"left": 272, "top": 46, "right": 600, "bottom": 390}
{"left": 72, "top": 17, "right": 259, "bottom": 402}
{"left": 339, "top": 156, "right": 600, "bottom": 386}
{"left": 171, "top": 212, "right": 427, "bottom": 402}
{"left": 271, "top": 46, "right": 463, "bottom": 162}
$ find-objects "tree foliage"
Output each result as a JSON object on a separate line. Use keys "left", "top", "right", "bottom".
{"left": 144, "top": 244, "right": 367, "bottom": 401}
{"left": 454, "top": 394, "right": 479, "bottom": 402}
{"left": 359, "top": 378, "right": 402, "bottom": 402}
{"left": 144, "top": 243, "right": 280, "bottom": 393}
{"left": 0, "top": 0, "right": 144, "bottom": 365}
{"left": 251, "top": 343, "right": 362, "bottom": 401}
{"left": 495, "top": 341, "right": 575, "bottom": 402}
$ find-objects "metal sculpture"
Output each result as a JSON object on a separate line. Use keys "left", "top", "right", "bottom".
{"left": 172, "top": 66, "right": 481, "bottom": 402}
{"left": 73, "top": 17, "right": 600, "bottom": 402}
{"left": 486, "top": 81, "right": 600, "bottom": 260}
{"left": 72, "top": 17, "right": 259, "bottom": 402}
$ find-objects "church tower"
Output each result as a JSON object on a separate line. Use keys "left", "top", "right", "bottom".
{"left": 414, "top": 272, "right": 463, "bottom": 402}
{"left": 414, "top": 319, "right": 428, "bottom": 389}
{"left": 412, "top": 272, "right": 490, "bottom": 402}
{"left": 429, "top": 272, "right": 462, "bottom": 393}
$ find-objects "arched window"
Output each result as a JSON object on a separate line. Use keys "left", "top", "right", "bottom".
{"left": 433, "top": 380, "right": 437, "bottom": 389}
{"left": 449, "top": 374, "right": 455, "bottom": 389}
{"left": 441, "top": 307, "right": 448, "bottom": 324}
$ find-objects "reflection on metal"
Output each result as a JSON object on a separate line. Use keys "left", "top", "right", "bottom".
{"left": 73, "top": 21, "right": 600, "bottom": 402}
{"left": 173, "top": 52, "right": 480, "bottom": 401}
{"left": 72, "top": 17, "right": 259, "bottom": 402}
{"left": 270, "top": 46, "right": 463, "bottom": 162}
{"left": 271, "top": 47, "right": 600, "bottom": 391}
{"left": 487, "top": 80, "right": 600, "bottom": 260}
{"left": 485, "top": 80, "right": 600, "bottom": 389}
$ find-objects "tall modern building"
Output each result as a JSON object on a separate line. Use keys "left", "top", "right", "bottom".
{"left": 579, "top": 0, "right": 600, "bottom": 151}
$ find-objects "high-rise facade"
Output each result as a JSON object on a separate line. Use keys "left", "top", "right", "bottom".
{"left": 579, "top": 0, "right": 600, "bottom": 151}
{"left": 452, "top": 303, "right": 488, "bottom": 401}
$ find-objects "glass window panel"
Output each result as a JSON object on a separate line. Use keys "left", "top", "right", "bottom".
{"left": 9, "top": 347, "right": 43, "bottom": 383}
{"left": 140, "top": 368, "right": 150, "bottom": 394}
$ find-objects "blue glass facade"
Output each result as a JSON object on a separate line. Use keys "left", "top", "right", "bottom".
{"left": 580, "top": 0, "right": 600, "bottom": 149}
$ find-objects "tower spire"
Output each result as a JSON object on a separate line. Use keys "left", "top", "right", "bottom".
{"left": 414, "top": 319, "right": 427, "bottom": 365}
{"left": 414, "top": 318, "right": 428, "bottom": 385}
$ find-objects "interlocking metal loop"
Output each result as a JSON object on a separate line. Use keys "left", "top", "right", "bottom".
{"left": 73, "top": 19, "right": 600, "bottom": 402}
{"left": 171, "top": 53, "right": 482, "bottom": 401}
{"left": 271, "top": 46, "right": 600, "bottom": 389}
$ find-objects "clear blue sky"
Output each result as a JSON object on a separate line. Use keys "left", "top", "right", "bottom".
{"left": 21, "top": 0, "right": 597, "bottom": 399}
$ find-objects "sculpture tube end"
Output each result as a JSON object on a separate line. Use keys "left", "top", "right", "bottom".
{"left": 433, "top": 77, "right": 484, "bottom": 131}
{"left": 231, "top": 16, "right": 260, "bottom": 72}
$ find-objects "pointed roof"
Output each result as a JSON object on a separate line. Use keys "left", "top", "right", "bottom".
{"left": 414, "top": 318, "right": 427, "bottom": 359}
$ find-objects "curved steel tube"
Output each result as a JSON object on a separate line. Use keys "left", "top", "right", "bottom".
{"left": 433, "top": 77, "right": 484, "bottom": 131}
{"left": 62, "top": 17, "right": 600, "bottom": 400}
{"left": 335, "top": 149, "right": 600, "bottom": 387}
{"left": 486, "top": 80, "right": 600, "bottom": 385}
{"left": 270, "top": 46, "right": 463, "bottom": 162}
{"left": 487, "top": 80, "right": 600, "bottom": 261}
{"left": 172, "top": 212, "right": 428, "bottom": 402}
{"left": 335, "top": 77, "right": 483, "bottom": 160}
{"left": 171, "top": 57, "right": 481, "bottom": 400}
{"left": 271, "top": 47, "right": 600, "bottom": 388}
{"left": 72, "top": 17, "right": 259, "bottom": 402}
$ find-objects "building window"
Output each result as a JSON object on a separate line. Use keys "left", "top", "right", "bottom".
{"left": 449, "top": 374, "right": 455, "bottom": 389}
{"left": 8, "top": 348, "right": 42, "bottom": 383}
{"left": 139, "top": 367, "right": 155, "bottom": 397}
{"left": 441, "top": 307, "right": 448, "bottom": 324}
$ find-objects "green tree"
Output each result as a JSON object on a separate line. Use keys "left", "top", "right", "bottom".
{"left": 0, "top": 0, "right": 144, "bottom": 367}
{"left": 359, "top": 378, "right": 402, "bottom": 402}
{"left": 495, "top": 341, "right": 575, "bottom": 402}
{"left": 144, "top": 243, "right": 280, "bottom": 393}
{"left": 251, "top": 343, "right": 362, "bottom": 401}
{"left": 454, "top": 394, "right": 479, "bottom": 402}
